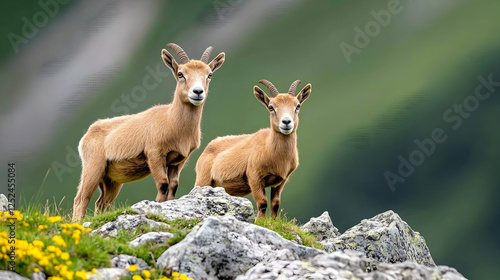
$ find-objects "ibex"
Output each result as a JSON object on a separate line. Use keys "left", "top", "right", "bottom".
{"left": 72, "top": 43, "right": 225, "bottom": 221}
{"left": 195, "top": 80, "right": 312, "bottom": 219}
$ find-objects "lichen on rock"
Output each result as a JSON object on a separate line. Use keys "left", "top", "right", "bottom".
{"left": 328, "top": 210, "right": 436, "bottom": 266}
{"left": 131, "top": 186, "right": 255, "bottom": 223}
{"left": 156, "top": 215, "right": 324, "bottom": 280}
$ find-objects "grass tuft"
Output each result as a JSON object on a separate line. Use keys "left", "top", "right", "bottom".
{"left": 84, "top": 205, "right": 138, "bottom": 229}
{"left": 255, "top": 210, "right": 324, "bottom": 250}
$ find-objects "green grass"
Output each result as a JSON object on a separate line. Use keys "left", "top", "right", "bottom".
{"left": 83, "top": 205, "right": 138, "bottom": 229}
{"left": 255, "top": 210, "right": 324, "bottom": 250}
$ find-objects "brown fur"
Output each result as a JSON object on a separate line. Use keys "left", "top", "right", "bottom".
{"left": 195, "top": 82, "right": 312, "bottom": 219}
{"left": 72, "top": 44, "right": 225, "bottom": 221}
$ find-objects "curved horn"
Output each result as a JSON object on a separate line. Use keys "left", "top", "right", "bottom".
{"left": 259, "top": 80, "right": 279, "bottom": 97}
{"left": 200, "top": 46, "right": 213, "bottom": 63}
{"left": 288, "top": 80, "right": 301, "bottom": 96}
{"left": 166, "top": 43, "right": 190, "bottom": 64}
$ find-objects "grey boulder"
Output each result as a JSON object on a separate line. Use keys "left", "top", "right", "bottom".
{"left": 111, "top": 254, "right": 150, "bottom": 270}
{"left": 0, "top": 271, "right": 30, "bottom": 280}
{"left": 301, "top": 211, "right": 340, "bottom": 251}
{"left": 92, "top": 214, "right": 168, "bottom": 236}
{"left": 236, "top": 250, "right": 466, "bottom": 280}
{"left": 88, "top": 268, "right": 128, "bottom": 280}
{"left": 132, "top": 186, "right": 254, "bottom": 222}
{"left": 129, "top": 231, "right": 174, "bottom": 247}
{"left": 329, "top": 210, "right": 435, "bottom": 266}
{"left": 0, "top": 194, "right": 10, "bottom": 212}
{"left": 156, "top": 215, "right": 324, "bottom": 280}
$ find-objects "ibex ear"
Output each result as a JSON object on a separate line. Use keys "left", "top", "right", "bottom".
{"left": 254, "top": 86, "right": 270, "bottom": 107}
{"left": 209, "top": 52, "right": 225, "bottom": 72}
{"left": 297, "top": 83, "right": 312, "bottom": 104}
{"left": 162, "top": 49, "right": 178, "bottom": 77}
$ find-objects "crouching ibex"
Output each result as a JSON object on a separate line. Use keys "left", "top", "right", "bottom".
{"left": 72, "top": 43, "right": 225, "bottom": 221}
{"left": 195, "top": 80, "right": 312, "bottom": 219}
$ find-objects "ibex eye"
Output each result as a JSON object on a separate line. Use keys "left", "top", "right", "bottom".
{"left": 177, "top": 72, "right": 184, "bottom": 78}
{"left": 296, "top": 104, "right": 301, "bottom": 110}
{"left": 208, "top": 73, "right": 213, "bottom": 79}
{"left": 268, "top": 105, "right": 275, "bottom": 112}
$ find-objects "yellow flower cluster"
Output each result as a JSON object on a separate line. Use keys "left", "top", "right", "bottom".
{"left": 0, "top": 211, "right": 194, "bottom": 280}
{"left": 0, "top": 211, "right": 94, "bottom": 280}
{"left": 1, "top": 210, "right": 24, "bottom": 221}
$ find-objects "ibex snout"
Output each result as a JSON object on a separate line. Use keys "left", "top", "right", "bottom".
{"left": 188, "top": 85, "right": 206, "bottom": 106}
{"left": 279, "top": 116, "right": 294, "bottom": 135}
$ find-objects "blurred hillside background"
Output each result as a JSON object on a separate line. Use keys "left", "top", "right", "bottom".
{"left": 1, "top": 0, "right": 499, "bottom": 278}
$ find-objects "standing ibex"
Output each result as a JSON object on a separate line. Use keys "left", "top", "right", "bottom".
{"left": 195, "top": 80, "right": 312, "bottom": 219}
{"left": 72, "top": 43, "right": 225, "bottom": 221}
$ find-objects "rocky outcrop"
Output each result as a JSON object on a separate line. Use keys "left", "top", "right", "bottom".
{"left": 111, "top": 254, "right": 149, "bottom": 270}
{"left": 131, "top": 186, "right": 255, "bottom": 222}
{"left": 129, "top": 232, "right": 174, "bottom": 247}
{"left": 301, "top": 211, "right": 339, "bottom": 251}
{"left": 92, "top": 214, "right": 168, "bottom": 236}
{"left": 156, "top": 215, "right": 324, "bottom": 280}
{"left": 87, "top": 255, "right": 149, "bottom": 280}
{"left": 0, "top": 194, "right": 9, "bottom": 212}
{"left": 329, "top": 211, "right": 435, "bottom": 266}
{"left": 0, "top": 271, "right": 30, "bottom": 280}
{"left": 3, "top": 187, "right": 466, "bottom": 280}
{"left": 88, "top": 268, "right": 128, "bottom": 280}
{"left": 236, "top": 250, "right": 466, "bottom": 280}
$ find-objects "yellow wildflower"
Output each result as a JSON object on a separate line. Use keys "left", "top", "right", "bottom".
{"left": 142, "top": 270, "right": 151, "bottom": 278}
{"left": 47, "top": 216, "right": 62, "bottom": 223}
{"left": 172, "top": 272, "right": 179, "bottom": 277}
{"left": 34, "top": 268, "right": 40, "bottom": 273}
{"left": 132, "top": 275, "right": 144, "bottom": 280}
{"left": 75, "top": 270, "right": 88, "bottom": 280}
{"left": 60, "top": 252, "right": 70, "bottom": 260}
{"left": 127, "top": 264, "right": 138, "bottom": 272}
{"left": 47, "top": 245, "right": 57, "bottom": 252}
{"left": 52, "top": 235, "right": 67, "bottom": 247}
{"left": 37, "top": 225, "right": 48, "bottom": 231}
{"left": 33, "top": 240, "right": 44, "bottom": 248}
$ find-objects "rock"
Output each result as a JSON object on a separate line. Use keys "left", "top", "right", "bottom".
{"left": 132, "top": 186, "right": 254, "bottom": 222}
{"left": 31, "top": 272, "right": 46, "bottom": 280}
{"left": 0, "top": 194, "right": 10, "bottom": 211}
{"left": 329, "top": 210, "right": 435, "bottom": 266}
{"left": 92, "top": 214, "right": 168, "bottom": 236}
{"left": 156, "top": 215, "right": 324, "bottom": 280}
{"left": 301, "top": 211, "right": 339, "bottom": 241}
{"left": 0, "top": 271, "right": 30, "bottom": 280}
{"left": 82, "top": 222, "right": 92, "bottom": 229}
{"left": 129, "top": 231, "right": 174, "bottom": 247}
{"left": 111, "top": 254, "right": 150, "bottom": 271}
{"left": 236, "top": 250, "right": 466, "bottom": 280}
{"left": 88, "top": 268, "right": 128, "bottom": 280}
